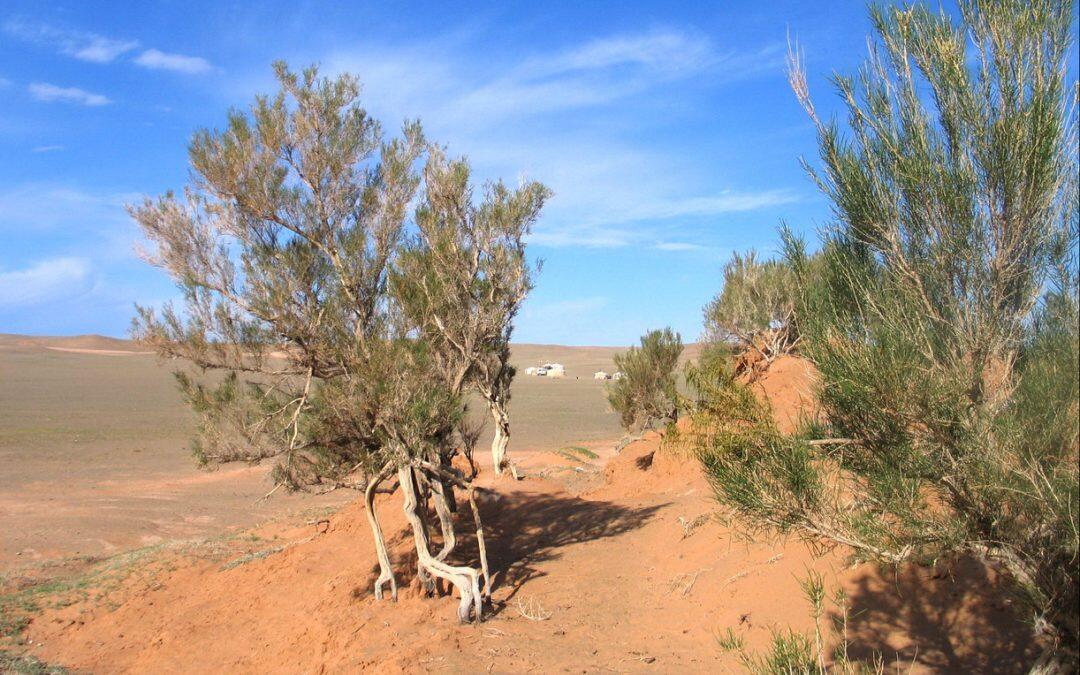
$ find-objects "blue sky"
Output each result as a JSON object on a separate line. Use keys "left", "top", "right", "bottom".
{"left": 0, "top": 0, "right": 876, "bottom": 345}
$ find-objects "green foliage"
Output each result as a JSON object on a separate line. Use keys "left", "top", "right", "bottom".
{"left": 702, "top": 248, "right": 802, "bottom": 361}
{"left": 0, "top": 653, "right": 68, "bottom": 675}
{"left": 389, "top": 147, "right": 550, "bottom": 474}
{"left": 390, "top": 147, "right": 549, "bottom": 398}
{"left": 131, "top": 63, "right": 540, "bottom": 490}
{"left": 606, "top": 328, "right": 683, "bottom": 431}
{"left": 699, "top": 0, "right": 1080, "bottom": 666}
{"left": 717, "top": 569, "right": 880, "bottom": 674}
{"left": 559, "top": 446, "right": 598, "bottom": 460}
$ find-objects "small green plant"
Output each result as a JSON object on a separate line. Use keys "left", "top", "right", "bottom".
{"left": 557, "top": 446, "right": 598, "bottom": 461}
{"left": 219, "top": 546, "right": 286, "bottom": 572}
{"left": 717, "top": 570, "right": 882, "bottom": 674}
{"left": 0, "top": 653, "right": 68, "bottom": 675}
{"left": 606, "top": 328, "right": 683, "bottom": 432}
{"left": 717, "top": 627, "right": 746, "bottom": 652}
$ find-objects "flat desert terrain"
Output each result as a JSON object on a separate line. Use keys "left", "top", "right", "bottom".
{"left": 2, "top": 346, "right": 1039, "bottom": 673}
{"left": 0, "top": 334, "right": 627, "bottom": 567}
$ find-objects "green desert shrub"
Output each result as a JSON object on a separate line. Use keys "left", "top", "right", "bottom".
{"left": 697, "top": 0, "right": 1079, "bottom": 670}
{"left": 131, "top": 62, "right": 545, "bottom": 623}
{"left": 702, "top": 249, "right": 800, "bottom": 362}
{"left": 717, "top": 570, "right": 881, "bottom": 674}
{"left": 606, "top": 328, "right": 683, "bottom": 432}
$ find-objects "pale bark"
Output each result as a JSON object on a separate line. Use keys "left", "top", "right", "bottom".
{"left": 429, "top": 476, "right": 457, "bottom": 561}
{"left": 364, "top": 463, "right": 398, "bottom": 601}
{"left": 466, "top": 487, "right": 492, "bottom": 599}
{"left": 488, "top": 398, "right": 519, "bottom": 479}
{"left": 399, "top": 466, "right": 482, "bottom": 623}
{"left": 412, "top": 473, "right": 436, "bottom": 594}
{"left": 415, "top": 459, "right": 492, "bottom": 600}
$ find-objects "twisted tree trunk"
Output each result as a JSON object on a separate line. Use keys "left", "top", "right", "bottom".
{"left": 488, "top": 398, "right": 518, "bottom": 479}
{"left": 399, "top": 466, "right": 483, "bottom": 623}
{"left": 364, "top": 463, "right": 397, "bottom": 601}
{"left": 416, "top": 459, "right": 493, "bottom": 600}
{"left": 429, "top": 476, "right": 457, "bottom": 561}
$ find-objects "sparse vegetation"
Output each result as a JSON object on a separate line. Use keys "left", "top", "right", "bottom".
{"left": 556, "top": 445, "right": 598, "bottom": 462}
{"left": 606, "top": 328, "right": 683, "bottom": 432}
{"left": 702, "top": 249, "right": 803, "bottom": 366}
{"left": 0, "top": 653, "right": 68, "bottom": 675}
{"left": 131, "top": 62, "right": 546, "bottom": 623}
{"left": 392, "top": 147, "right": 550, "bottom": 478}
{"left": 717, "top": 570, "right": 882, "bottom": 674}
{"left": 4, "top": 0, "right": 1076, "bottom": 671}
{"left": 697, "top": 0, "right": 1079, "bottom": 670}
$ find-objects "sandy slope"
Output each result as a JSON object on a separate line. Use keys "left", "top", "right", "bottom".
{"left": 23, "top": 357, "right": 1039, "bottom": 673}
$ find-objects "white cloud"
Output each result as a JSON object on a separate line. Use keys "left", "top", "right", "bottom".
{"left": 134, "top": 49, "right": 212, "bottom": 74}
{"left": 0, "top": 258, "right": 93, "bottom": 308}
{"left": 3, "top": 20, "right": 137, "bottom": 63}
{"left": 0, "top": 184, "right": 134, "bottom": 231}
{"left": 314, "top": 30, "right": 792, "bottom": 250}
{"left": 324, "top": 29, "right": 728, "bottom": 129}
{"left": 69, "top": 35, "right": 139, "bottom": 63}
{"left": 654, "top": 242, "right": 706, "bottom": 251}
{"left": 622, "top": 190, "right": 799, "bottom": 222}
{"left": 28, "top": 83, "right": 111, "bottom": 106}
{"left": 531, "top": 29, "right": 714, "bottom": 76}
{"left": 4, "top": 20, "right": 210, "bottom": 75}
{"left": 31, "top": 145, "right": 64, "bottom": 153}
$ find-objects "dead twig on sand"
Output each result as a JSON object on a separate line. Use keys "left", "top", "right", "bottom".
{"left": 514, "top": 596, "right": 552, "bottom": 621}
{"left": 677, "top": 513, "right": 711, "bottom": 539}
{"left": 721, "top": 553, "right": 784, "bottom": 588}
{"left": 669, "top": 568, "right": 712, "bottom": 596}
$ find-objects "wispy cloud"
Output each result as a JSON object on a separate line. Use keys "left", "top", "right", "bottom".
{"left": 0, "top": 257, "right": 93, "bottom": 308}
{"left": 654, "top": 241, "right": 707, "bottom": 251}
{"left": 317, "top": 28, "right": 792, "bottom": 250}
{"left": 28, "top": 83, "right": 111, "bottom": 106}
{"left": 0, "top": 184, "right": 133, "bottom": 230}
{"left": 4, "top": 19, "right": 212, "bottom": 75}
{"left": 622, "top": 190, "right": 799, "bottom": 222}
{"left": 134, "top": 49, "right": 213, "bottom": 74}
{"left": 31, "top": 145, "right": 64, "bottom": 153}
{"left": 325, "top": 28, "right": 728, "bottom": 128}
{"left": 528, "top": 29, "right": 715, "bottom": 77}
{"left": 3, "top": 19, "right": 137, "bottom": 63}
{"left": 71, "top": 35, "right": 139, "bottom": 63}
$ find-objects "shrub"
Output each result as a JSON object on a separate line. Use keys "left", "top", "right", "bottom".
{"left": 702, "top": 250, "right": 800, "bottom": 363}
{"left": 697, "top": 0, "right": 1079, "bottom": 669}
{"left": 606, "top": 328, "right": 683, "bottom": 432}
{"left": 131, "top": 63, "right": 546, "bottom": 623}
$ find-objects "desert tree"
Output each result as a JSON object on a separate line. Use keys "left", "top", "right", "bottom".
{"left": 392, "top": 148, "right": 550, "bottom": 478}
{"left": 702, "top": 248, "right": 803, "bottom": 366}
{"left": 130, "top": 62, "right": 516, "bottom": 623}
{"left": 697, "top": 1, "right": 1079, "bottom": 669}
{"left": 606, "top": 328, "right": 683, "bottom": 432}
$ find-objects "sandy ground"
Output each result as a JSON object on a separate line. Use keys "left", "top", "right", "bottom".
{"left": 0, "top": 335, "right": 626, "bottom": 567}
{"left": 5, "top": 350, "right": 1041, "bottom": 673}
{"left": 20, "top": 435, "right": 1038, "bottom": 673}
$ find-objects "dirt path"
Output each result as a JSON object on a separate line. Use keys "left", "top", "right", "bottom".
{"left": 21, "top": 434, "right": 1038, "bottom": 673}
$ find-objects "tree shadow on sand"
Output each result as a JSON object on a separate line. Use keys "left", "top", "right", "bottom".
{"left": 369, "top": 487, "right": 664, "bottom": 615}
{"left": 838, "top": 555, "right": 1040, "bottom": 673}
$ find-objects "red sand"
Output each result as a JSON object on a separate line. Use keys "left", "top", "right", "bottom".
{"left": 24, "top": 357, "right": 1039, "bottom": 673}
